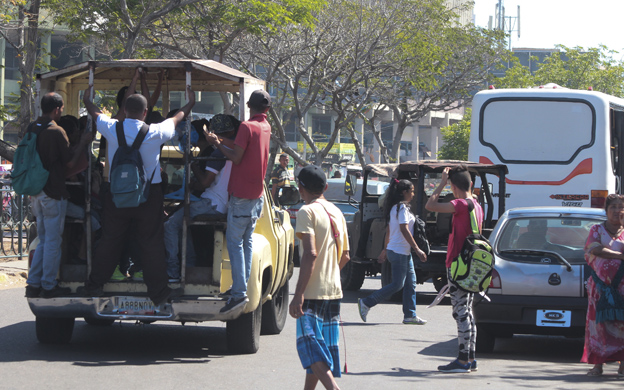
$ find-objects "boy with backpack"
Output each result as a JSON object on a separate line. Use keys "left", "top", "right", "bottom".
{"left": 80, "top": 84, "right": 195, "bottom": 306}
{"left": 426, "top": 165, "right": 484, "bottom": 373}
{"left": 22, "top": 93, "right": 92, "bottom": 298}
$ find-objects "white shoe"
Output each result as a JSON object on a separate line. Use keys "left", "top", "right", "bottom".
{"left": 358, "top": 298, "right": 370, "bottom": 322}
{"left": 403, "top": 316, "right": 427, "bottom": 325}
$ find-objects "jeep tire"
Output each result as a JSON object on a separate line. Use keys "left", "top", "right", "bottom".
{"left": 226, "top": 298, "right": 262, "bottom": 354}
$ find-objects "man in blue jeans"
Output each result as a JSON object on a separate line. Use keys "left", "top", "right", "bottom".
{"left": 25, "top": 92, "right": 91, "bottom": 298}
{"left": 164, "top": 114, "right": 237, "bottom": 281}
{"left": 206, "top": 90, "right": 272, "bottom": 313}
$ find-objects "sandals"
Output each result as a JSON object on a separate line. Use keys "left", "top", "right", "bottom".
{"left": 586, "top": 365, "right": 603, "bottom": 377}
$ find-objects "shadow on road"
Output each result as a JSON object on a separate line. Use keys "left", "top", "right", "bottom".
{"left": 0, "top": 319, "right": 235, "bottom": 365}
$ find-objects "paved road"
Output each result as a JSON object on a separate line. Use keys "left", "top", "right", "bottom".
{"left": 0, "top": 270, "right": 622, "bottom": 389}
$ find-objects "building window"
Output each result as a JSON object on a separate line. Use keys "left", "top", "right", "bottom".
{"left": 312, "top": 115, "right": 331, "bottom": 143}
{"left": 282, "top": 112, "right": 298, "bottom": 142}
{"left": 381, "top": 121, "right": 394, "bottom": 155}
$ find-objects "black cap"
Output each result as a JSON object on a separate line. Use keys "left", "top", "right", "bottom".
{"left": 298, "top": 165, "right": 327, "bottom": 193}
{"left": 248, "top": 90, "right": 271, "bottom": 109}
{"left": 210, "top": 114, "right": 237, "bottom": 134}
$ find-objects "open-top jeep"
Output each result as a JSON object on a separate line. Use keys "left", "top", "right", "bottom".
{"left": 27, "top": 60, "right": 297, "bottom": 354}
{"left": 341, "top": 160, "right": 507, "bottom": 293}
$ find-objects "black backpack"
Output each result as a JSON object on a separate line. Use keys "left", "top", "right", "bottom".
{"left": 109, "top": 121, "right": 154, "bottom": 208}
{"left": 413, "top": 215, "right": 430, "bottom": 255}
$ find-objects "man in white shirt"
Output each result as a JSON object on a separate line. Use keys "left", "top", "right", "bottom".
{"left": 80, "top": 84, "right": 195, "bottom": 305}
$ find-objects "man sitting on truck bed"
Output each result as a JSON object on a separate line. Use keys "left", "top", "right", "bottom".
{"left": 80, "top": 85, "right": 195, "bottom": 306}
{"left": 164, "top": 114, "right": 239, "bottom": 282}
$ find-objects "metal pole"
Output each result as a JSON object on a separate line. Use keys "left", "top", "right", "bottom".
{"left": 86, "top": 62, "right": 95, "bottom": 276}
{"left": 181, "top": 63, "right": 192, "bottom": 286}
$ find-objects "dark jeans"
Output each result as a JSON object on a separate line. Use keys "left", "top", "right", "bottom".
{"left": 87, "top": 184, "right": 170, "bottom": 303}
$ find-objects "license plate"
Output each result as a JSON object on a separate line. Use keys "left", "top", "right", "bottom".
{"left": 536, "top": 309, "right": 571, "bottom": 327}
{"left": 117, "top": 297, "right": 157, "bottom": 315}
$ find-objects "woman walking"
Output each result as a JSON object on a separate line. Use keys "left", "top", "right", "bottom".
{"left": 358, "top": 179, "right": 427, "bottom": 324}
{"left": 583, "top": 193, "right": 624, "bottom": 376}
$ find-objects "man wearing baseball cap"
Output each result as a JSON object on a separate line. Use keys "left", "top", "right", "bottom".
{"left": 289, "top": 165, "right": 351, "bottom": 389}
{"left": 206, "top": 90, "right": 272, "bottom": 313}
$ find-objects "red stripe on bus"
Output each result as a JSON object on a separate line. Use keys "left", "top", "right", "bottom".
{"left": 478, "top": 156, "right": 593, "bottom": 185}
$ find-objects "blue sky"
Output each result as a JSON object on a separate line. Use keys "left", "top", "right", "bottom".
{"left": 473, "top": 0, "right": 624, "bottom": 55}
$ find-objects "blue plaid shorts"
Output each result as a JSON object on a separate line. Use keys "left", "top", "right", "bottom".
{"left": 296, "top": 299, "right": 341, "bottom": 377}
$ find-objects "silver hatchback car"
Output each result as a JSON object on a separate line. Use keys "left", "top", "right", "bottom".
{"left": 474, "top": 207, "right": 606, "bottom": 352}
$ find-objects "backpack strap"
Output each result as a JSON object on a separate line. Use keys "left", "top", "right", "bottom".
{"left": 115, "top": 122, "right": 149, "bottom": 150}
{"left": 466, "top": 199, "right": 480, "bottom": 235}
{"left": 131, "top": 123, "right": 150, "bottom": 149}
{"left": 115, "top": 121, "right": 128, "bottom": 148}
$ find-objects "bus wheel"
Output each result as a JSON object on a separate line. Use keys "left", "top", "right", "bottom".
{"left": 36, "top": 316, "right": 75, "bottom": 344}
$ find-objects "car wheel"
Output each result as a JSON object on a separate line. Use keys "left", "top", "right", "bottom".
{"left": 476, "top": 324, "right": 496, "bottom": 353}
{"left": 226, "top": 298, "right": 262, "bottom": 354}
{"left": 381, "top": 260, "right": 403, "bottom": 302}
{"left": 36, "top": 316, "right": 75, "bottom": 344}
{"left": 261, "top": 279, "right": 289, "bottom": 335}
{"left": 340, "top": 261, "right": 365, "bottom": 291}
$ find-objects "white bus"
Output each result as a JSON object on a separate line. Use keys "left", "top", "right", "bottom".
{"left": 468, "top": 85, "right": 624, "bottom": 211}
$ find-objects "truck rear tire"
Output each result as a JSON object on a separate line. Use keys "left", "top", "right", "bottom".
{"left": 340, "top": 261, "right": 365, "bottom": 291}
{"left": 226, "top": 299, "right": 263, "bottom": 354}
{"left": 261, "top": 279, "right": 289, "bottom": 335}
{"left": 36, "top": 316, "right": 75, "bottom": 344}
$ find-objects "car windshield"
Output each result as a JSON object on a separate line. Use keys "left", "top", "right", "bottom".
{"left": 496, "top": 216, "right": 602, "bottom": 265}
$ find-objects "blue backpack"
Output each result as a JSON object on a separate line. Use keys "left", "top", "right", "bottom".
{"left": 12, "top": 122, "right": 51, "bottom": 196}
{"left": 110, "top": 121, "right": 154, "bottom": 208}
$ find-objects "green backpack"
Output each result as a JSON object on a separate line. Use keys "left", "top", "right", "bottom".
{"left": 12, "top": 122, "right": 51, "bottom": 196}
{"left": 449, "top": 199, "right": 494, "bottom": 293}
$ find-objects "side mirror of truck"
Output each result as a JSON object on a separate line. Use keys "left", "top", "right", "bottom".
{"left": 279, "top": 186, "right": 301, "bottom": 206}
{"left": 345, "top": 174, "right": 357, "bottom": 197}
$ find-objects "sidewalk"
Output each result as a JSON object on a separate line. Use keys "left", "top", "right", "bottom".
{"left": 0, "top": 258, "right": 28, "bottom": 272}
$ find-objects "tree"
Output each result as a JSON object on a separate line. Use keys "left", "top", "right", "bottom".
{"left": 45, "top": 0, "right": 206, "bottom": 59}
{"left": 438, "top": 108, "right": 471, "bottom": 160}
{"left": 232, "top": 0, "right": 506, "bottom": 168}
{"left": 0, "top": 0, "right": 47, "bottom": 161}
{"left": 496, "top": 45, "right": 624, "bottom": 97}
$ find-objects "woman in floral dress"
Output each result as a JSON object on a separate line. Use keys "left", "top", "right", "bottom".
{"left": 583, "top": 194, "right": 624, "bottom": 376}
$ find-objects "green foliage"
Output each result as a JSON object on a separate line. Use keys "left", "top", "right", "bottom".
{"left": 438, "top": 108, "right": 471, "bottom": 161}
{"left": 495, "top": 45, "right": 624, "bottom": 97}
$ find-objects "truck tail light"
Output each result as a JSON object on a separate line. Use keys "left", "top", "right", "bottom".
{"left": 489, "top": 269, "right": 501, "bottom": 289}
{"left": 591, "top": 190, "right": 608, "bottom": 209}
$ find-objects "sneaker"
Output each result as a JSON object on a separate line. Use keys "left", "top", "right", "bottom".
{"left": 220, "top": 296, "right": 249, "bottom": 314}
{"left": 132, "top": 271, "right": 144, "bottom": 281}
{"left": 438, "top": 359, "right": 471, "bottom": 373}
{"left": 168, "top": 277, "right": 181, "bottom": 283}
{"left": 358, "top": 298, "right": 370, "bottom": 322}
{"left": 76, "top": 284, "right": 104, "bottom": 297}
{"left": 110, "top": 266, "right": 127, "bottom": 281}
{"left": 403, "top": 316, "right": 427, "bottom": 325}
{"left": 470, "top": 360, "right": 478, "bottom": 372}
{"left": 218, "top": 288, "right": 232, "bottom": 299}
{"left": 40, "top": 285, "right": 72, "bottom": 298}
{"left": 25, "top": 285, "right": 41, "bottom": 298}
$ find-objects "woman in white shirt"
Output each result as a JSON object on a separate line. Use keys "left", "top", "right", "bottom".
{"left": 358, "top": 179, "right": 428, "bottom": 324}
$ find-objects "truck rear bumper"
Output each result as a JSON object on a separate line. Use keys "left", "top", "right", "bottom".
{"left": 27, "top": 295, "right": 245, "bottom": 322}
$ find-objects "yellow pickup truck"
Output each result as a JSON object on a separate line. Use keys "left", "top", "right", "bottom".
{"left": 27, "top": 60, "right": 296, "bottom": 354}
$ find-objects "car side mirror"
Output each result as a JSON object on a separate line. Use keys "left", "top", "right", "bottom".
{"left": 279, "top": 186, "right": 301, "bottom": 206}
{"left": 345, "top": 174, "right": 357, "bottom": 197}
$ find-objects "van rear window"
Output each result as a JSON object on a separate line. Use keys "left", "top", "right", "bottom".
{"left": 480, "top": 99, "right": 595, "bottom": 164}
